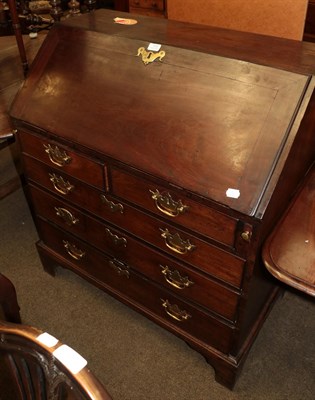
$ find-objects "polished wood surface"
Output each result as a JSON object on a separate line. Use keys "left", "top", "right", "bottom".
{"left": 263, "top": 165, "right": 315, "bottom": 296}
{"left": 0, "top": 321, "right": 112, "bottom": 399}
{"left": 304, "top": 0, "right": 315, "bottom": 42}
{"left": 9, "top": 10, "right": 315, "bottom": 389}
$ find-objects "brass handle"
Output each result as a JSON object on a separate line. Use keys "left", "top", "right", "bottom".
{"left": 100, "top": 194, "right": 124, "bottom": 214}
{"left": 63, "top": 240, "right": 85, "bottom": 260}
{"left": 160, "top": 265, "right": 194, "bottom": 290}
{"left": 44, "top": 144, "right": 72, "bottom": 167}
{"left": 55, "top": 207, "right": 79, "bottom": 226}
{"left": 161, "top": 299, "right": 191, "bottom": 322}
{"left": 109, "top": 259, "right": 130, "bottom": 278}
{"left": 105, "top": 228, "right": 127, "bottom": 247}
{"left": 160, "top": 228, "right": 196, "bottom": 255}
{"left": 150, "top": 189, "right": 189, "bottom": 217}
{"left": 49, "top": 173, "right": 74, "bottom": 195}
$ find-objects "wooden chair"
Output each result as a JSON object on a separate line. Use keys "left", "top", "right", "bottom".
{"left": 0, "top": 273, "right": 21, "bottom": 323}
{"left": 0, "top": 321, "right": 113, "bottom": 399}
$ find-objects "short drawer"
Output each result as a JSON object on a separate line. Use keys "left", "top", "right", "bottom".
{"left": 23, "top": 156, "right": 102, "bottom": 211}
{"left": 111, "top": 167, "right": 238, "bottom": 247}
{"left": 19, "top": 131, "right": 104, "bottom": 189}
{"left": 29, "top": 185, "right": 240, "bottom": 321}
{"left": 129, "top": 0, "right": 165, "bottom": 12}
{"left": 37, "top": 219, "right": 234, "bottom": 354}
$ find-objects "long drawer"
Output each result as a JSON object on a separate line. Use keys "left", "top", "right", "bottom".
{"left": 111, "top": 167, "right": 238, "bottom": 247}
{"left": 24, "top": 157, "right": 245, "bottom": 288}
{"left": 36, "top": 218, "right": 235, "bottom": 354}
{"left": 29, "top": 185, "right": 241, "bottom": 321}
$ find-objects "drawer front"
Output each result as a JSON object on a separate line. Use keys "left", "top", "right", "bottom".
{"left": 23, "top": 156, "right": 101, "bottom": 210}
{"left": 37, "top": 219, "right": 234, "bottom": 354}
{"left": 129, "top": 0, "right": 165, "bottom": 12}
{"left": 24, "top": 157, "right": 245, "bottom": 288}
{"left": 28, "top": 185, "right": 88, "bottom": 238}
{"left": 88, "top": 222, "right": 240, "bottom": 321}
{"left": 111, "top": 167, "right": 238, "bottom": 247}
{"left": 29, "top": 185, "right": 240, "bottom": 321}
{"left": 19, "top": 131, "right": 104, "bottom": 189}
{"left": 93, "top": 194, "right": 245, "bottom": 289}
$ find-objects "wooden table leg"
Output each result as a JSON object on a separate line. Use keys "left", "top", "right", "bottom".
{"left": 0, "top": 274, "right": 21, "bottom": 323}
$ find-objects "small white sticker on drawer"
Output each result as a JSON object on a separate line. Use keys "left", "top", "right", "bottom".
{"left": 226, "top": 188, "right": 240, "bottom": 199}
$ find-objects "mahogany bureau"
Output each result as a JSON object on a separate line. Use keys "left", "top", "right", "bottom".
{"left": 10, "top": 10, "right": 315, "bottom": 389}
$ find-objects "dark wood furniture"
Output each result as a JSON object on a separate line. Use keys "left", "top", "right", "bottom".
{"left": 0, "top": 321, "right": 112, "bottom": 399}
{"left": 304, "top": 0, "right": 315, "bottom": 42}
{"left": 128, "top": 0, "right": 167, "bottom": 17}
{"left": 263, "top": 165, "right": 315, "bottom": 296}
{"left": 0, "top": 274, "right": 21, "bottom": 323}
{"left": 10, "top": 10, "right": 315, "bottom": 389}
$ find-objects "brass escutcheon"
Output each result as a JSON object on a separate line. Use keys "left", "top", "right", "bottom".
{"left": 44, "top": 144, "right": 72, "bottom": 167}
{"left": 109, "top": 259, "right": 130, "bottom": 278}
{"left": 137, "top": 47, "right": 166, "bottom": 65}
{"left": 150, "top": 189, "right": 189, "bottom": 217}
{"left": 100, "top": 194, "right": 124, "bottom": 214}
{"left": 105, "top": 228, "right": 127, "bottom": 247}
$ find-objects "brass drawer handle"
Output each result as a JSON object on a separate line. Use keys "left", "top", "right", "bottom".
{"left": 44, "top": 144, "right": 72, "bottom": 167}
{"left": 100, "top": 194, "right": 124, "bottom": 213}
{"left": 161, "top": 299, "right": 191, "bottom": 322}
{"left": 63, "top": 240, "right": 85, "bottom": 260}
{"left": 109, "top": 259, "right": 130, "bottom": 278}
{"left": 160, "top": 228, "right": 196, "bottom": 255}
{"left": 105, "top": 228, "right": 127, "bottom": 247}
{"left": 55, "top": 207, "right": 79, "bottom": 226}
{"left": 160, "top": 265, "right": 194, "bottom": 289}
{"left": 49, "top": 173, "right": 74, "bottom": 195}
{"left": 150, "top": 189, "right": 189, "bottom": 217}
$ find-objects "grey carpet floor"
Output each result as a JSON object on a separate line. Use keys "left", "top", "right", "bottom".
{"left": 0, "top": 147, "right": 314, "bottom": 399}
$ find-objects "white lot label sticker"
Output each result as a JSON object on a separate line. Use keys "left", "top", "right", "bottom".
{"left": 53, "top": 345, "right": 87, "bottom": 374}
{"left": 148, "top": 43, "right": 161, "bottom": 51}
{"left": 36, "top": 332, "right": 59, "bottom": 348}
{"left": 226, "top": 188, "right": 240, "bottom": 199}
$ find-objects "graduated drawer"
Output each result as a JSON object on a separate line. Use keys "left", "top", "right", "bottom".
{"left": 92, "top": 193, "right": 245, "bottom": 289}
{"left": 24, "top": 158, "right": 245, "bottom": 288}
{"left": 19, "top": 131, "right": 104, "bottom": 189}
{"left": 29, "top": 185, "right": 240, "bottom": 321}
{"left": 90, "top": 222, "right": 240, "bottom": 321}
{"left": 37, "top": 219, "right": 234, "bottom": 354}
{"left": 111, "top": 168, "right": 238, "bottom": 247}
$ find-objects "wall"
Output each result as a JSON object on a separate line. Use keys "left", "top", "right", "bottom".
{"left": 167, "top": 0, "right": 308, "bottom": 40}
